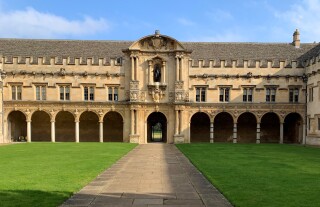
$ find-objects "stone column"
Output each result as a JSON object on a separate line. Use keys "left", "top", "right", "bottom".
{"left": 175, "top": 110, "right": 179, "bottom": 135}
{"left": 131, "top": 57, "right": 135, "bottom": 81}
{"left": 131, "top": 109, "right": 135, "bottom": 135}
{"left": 75, "top": 121, "right": 79, "bottom": 143}
{"left": 179, "top": 110, "right": 183, "bottom": 134}
{"left": 280, "top": 122, "right": 284, "bottom": 144}
{"left": 303, "top": 123, "right": 306, "bottom": 145}
{"left": 148, "top": 61, "right": 152, "bottom": 84}
{"left": 233, "top": 123, "right": 237, "bottom": 143}
{"left": 162, "top": 61, "right": 166, "bottom": 83}
{"left": 179, "top": 58, "right": 183, "bottom": 81}
{"left": 134, "top": 57, "right": 138, "bottom": 81}
{"left": 27, "top": 120, "right": 31, "bottom": 142}
{"left": 256, "top": 123, "right": 260, "bottom": 144}
{"left": 51, "top": 120, "right": 55, "bottom": 143}
{"left": 99, "top": 121, "right": 103, "bottom": 143}
{"left": 176, "top": 57, "right": 180, "bottom": 81}
{"left": 210, "top": 121, "right": 214, "bottom": 143}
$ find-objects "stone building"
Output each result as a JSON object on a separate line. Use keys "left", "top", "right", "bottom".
{"left": 0, "top": 30, "right": 319, "bottom": 145}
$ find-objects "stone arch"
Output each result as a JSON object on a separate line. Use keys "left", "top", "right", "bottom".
{"left": 237, "top": 112, "right": 257, "bottom": 143}
{"left": 260, "top": 112, "right": 280, "bottom": 143}
{"left": 31, "top": 111, "right": 51, "bottom": 141}
{"left": 103, "top": 111, "right": 123, "bottom": 142}
{"left": 145, "top": 110, "right": 169, "bottom": 122}
{"left": 79, "top": 111, "right": 99, "bottom": 142}
{"left": 147, "top": 112, "right": 167, "bottom": 143}
{"left": 284, "top": 112, "right": 303, "bottom": 143}
{"left": 189, "top": 111, "right": 211, "bottom": 123}
{"left": 190, "top": 112, "right": 210, "bottom": 142}
{"left": 56, "top": 111, "right": 75, "bottom": 142}
{"left": 7, "top": 111, "right": 27, "bottom": 142}
{"left": 214, "top": 112, "right": 234, "bottom": 142}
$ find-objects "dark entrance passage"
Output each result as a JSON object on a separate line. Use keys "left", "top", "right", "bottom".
{"left": 147, "top": 112, "right": 167, "bottom": 143}
{"left": 79, "top": 111, "right": 99, "bottom": 142}
{"left": 237, "top": 112, "right": 256, "bottom": 143}
{"left": 31, "top": 111, "right": 51, "bottom": 141}
{"left": 190, "top": 112, "right": 210, "bottom": 142}
{"left": 103, "top": 111, "right": 123, "bottom": 142}
{"left": 261, "top": 112, "right": 280, "bottom": 143}
{"left": 56, "top": 111, "right": 75, "bottom": 142}
{"left": 8, "top": 111, "right": 27, "bottom": 141}
{"left": 214, "top": 112, "right": 233, "bottom": 142}
{"left": 284, "top": 113, "right": 302, "bottom": 143}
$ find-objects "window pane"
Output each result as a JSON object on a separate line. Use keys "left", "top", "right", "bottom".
{"left": 42, "top": 87, "right": 46, "bottom": 100}
{"left": 114, "top": 88, "right": 118, "bottom": 101}
{"left": 243, "top": 89, "right": 247, "bottom": 95}
{"left": 248, "top": 95, "right": 252, "bottom": 102}
{"left": 90, "top": 87, "right": 94, "bottom": 100}
{"left": 66, "top": 86, "right": 70, "bottom": 100}
{"left": 60, "top": 87, "right": 64, "bottom": 100}
{"left": 17, "top": 86, "right": 22, "bottom": 100}
{"left": 12, "top": 86, "right": 16, "bottom": 100}
{"left": 84, "top": 87, "right": 88, "bottom": 100}
{"left": 36, "top": 86, "right": 40, "bottom": 100}
{"left": 248, "top": 89, "right": 253, "bottom": 95}
{"left": 225, "top": 89, "right": 229, "bottom": 102}
{"left": 201, "top": 89, "right": 206, "bottom": 102}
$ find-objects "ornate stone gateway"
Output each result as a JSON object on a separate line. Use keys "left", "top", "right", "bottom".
{"left": 147, "top": 112, "right": 167, "bottom": 143}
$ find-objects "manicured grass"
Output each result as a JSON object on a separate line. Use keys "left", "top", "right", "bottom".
{"left": 176, "top": 143, "right": 320, "bottom": 207}
{"left": 0, "top": 143, "right": 136, "bottom": 207}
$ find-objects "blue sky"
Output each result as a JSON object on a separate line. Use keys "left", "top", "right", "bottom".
{"left": 0, "top": 0, "right": 319, "bottom": 43}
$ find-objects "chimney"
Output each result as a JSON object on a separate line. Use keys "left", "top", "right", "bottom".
{"left": 292, "top": 29, "right": 300, "bottom": 48}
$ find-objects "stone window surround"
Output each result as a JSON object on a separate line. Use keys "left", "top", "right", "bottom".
{"left": 82, "top": 84, "right": 95, "bottom": 101}
{"left": 242, "top": 86, "right": 254, "bottom": 102}
{"left": 58, "top": 84, "right": 71, "bottom": 101}
{"left": 195, "top": 86, "right": 207, "bottom": 102}
{"left": 34, "top": 84, "right": 47, "bottom": 101}
{"left": 265, "top": 85, "right": 278, "bottom": 102}
{"left": 10, "top": 83, "right": 22, "bottom": 101}
{"left": 219, "top": 86, "right": 231, "bottom": 102}
{"left": 106, "top": 84, "right": 120, "bottom": 102}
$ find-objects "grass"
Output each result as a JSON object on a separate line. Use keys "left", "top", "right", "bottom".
{"left": 176, "top": 143, "right": 320, "bottom": 207}
{"left": 0, "top": 142, "right": 136, "bottom": 207}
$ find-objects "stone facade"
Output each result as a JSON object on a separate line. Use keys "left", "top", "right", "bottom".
{"left": 0, "top": 30, "right": 319, "bottom": 144}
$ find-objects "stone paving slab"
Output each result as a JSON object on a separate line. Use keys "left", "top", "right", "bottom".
{"left": 60, "top": 144, "right": 232, "bottom": 207}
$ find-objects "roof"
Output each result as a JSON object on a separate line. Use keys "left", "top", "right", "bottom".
{"left": 0, "top": 38, "right": 319, "bottom": 63}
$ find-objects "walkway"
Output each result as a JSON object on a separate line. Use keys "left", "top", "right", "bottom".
{"left": 61, "top": 144, "right": 232, "bottom": 207}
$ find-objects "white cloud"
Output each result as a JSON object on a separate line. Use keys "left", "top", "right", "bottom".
{"left": 0, "top": 7, "right": 109, "bottom": 39}
{"left": 176, "top": 18, "right": 195, "bottom": 26}
{"left": 274, "top": 0, "right": 320, "bottom": 42}
{"left": 205, "top": 9, "right": 233, "bottom": 22}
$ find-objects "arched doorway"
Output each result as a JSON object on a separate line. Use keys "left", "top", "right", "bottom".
{"left": 190, "top": 112, "right": 210, "bottom": 142}
{"left": 56, "top": 111, "right": 75, "bottom": 142}
{"left": 7, "top": 111, "right": 27, "bottom": 142}
{"left": 79, "top": 111, "right": 99, "bottom": 142}
{"left": 147, "top": 112, "right": 167, "bottom": 143}
{"left": 260, "top": 112, "right": 280, "bottom": 143}
{"left": 103, "top": 111, "right": 123, "bottom": 142}
{"left": 284, "top": 113, "right": 303, "bottom": 143}
{"left": 31, "top": 111, "right": 51, "bottom": 141}
{"left": 214, "top": 112, "right": 233, "bottom": 142}
{"left": 237, "top": 112, "right": 257, "bottom": 143}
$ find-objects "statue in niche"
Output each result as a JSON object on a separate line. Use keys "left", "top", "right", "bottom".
{"left": 154, "top": 64, "right": 161, "bottom": 82}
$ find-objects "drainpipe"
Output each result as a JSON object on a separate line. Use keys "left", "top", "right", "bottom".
{"left": 302, "top": 74, "right": 308, "bottom": 145}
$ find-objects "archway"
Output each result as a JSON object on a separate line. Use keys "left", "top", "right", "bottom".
{"left": 284, "top": 113, "right": 303, "bottom": 143}
{"left": 147, "top": 112, "right": 167, "bottom": 143}
{"left": 56, "top": 111, "right": 75, "bottom": 142}
{"left": 260, "top": 112, "right": 280, "bottom": 143}
{"left": 237, "top": 112, "right": 257, "bottom": 143}
{"left": 190, "top": 112, "right": 210, "bottom": 142}
{"left": 214, "top": 112, "right": 233, "bottom": 142}
{"left": 103, "top": 111, "right": 123, "bottom": 142}
{"left": 31, "top": 111, "right": 51, "bottom": 141}
{"left": 79, "top": 111, "right": 99, "bottom": 142}
{"left": 7, "top": 111, "right": 27, "bottom": 142}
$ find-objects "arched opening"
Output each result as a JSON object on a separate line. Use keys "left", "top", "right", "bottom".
{"left": 214, "top": 112, "right": 233, "bottom": 142}
{"left": 7, "top": 111, "right": 27, "bottom": 142}
{"left": 154, "top": 64, "right": 161, "bottom": 82}
{"left": 190, "top": 112, "right": 210, "bottom": 142}
{"left": 260, "top": 112, "right": 280, "bottom": 143}
{"left": 56, "top": 111, "right": 75, "bottom": 142}
{"left": 237, "top": 112, "right": 257, "bottom": 143}
{"left": 147, "top": 112, "right": 167, "bottom": 143}
{"left": 31, "top": 111, "right": 51, "bottom": 141}
{"left": 284, "top": 113, "right": 303, "bottom": 143}
{"left": 79, "top": 111, "right": 99, "bottom": 142}
{"left": 103, "top": 111, "right": 123, "bottom": 142}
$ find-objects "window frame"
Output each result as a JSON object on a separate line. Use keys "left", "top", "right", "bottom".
{"left": 219, "top": 87, "right": 230, "bottom": 102}
{"left": 107, "top": 85, "right": 119, "bottom": 102}
{"left": 83, "top": 85, "right": 95, "bottom": 101}
{"left": 289, "top": 88, "right": 299, "bottom": 103}
{"left": 59, "top": 85, "right": 71, "bottom": 101}
{"left": 266, "top": 87, "right": 276, "bottom": 102}
{"left": 11, "top": 84, "right": 22, "bottom": 100}
{"left": 243, "top": 88, "right": 253, "bottom": 102}
{"left": 35, "top": 85, "right": 47, "bottom": 101}
{"left": 195, "top": 87, "right": 206, "bottom": 102}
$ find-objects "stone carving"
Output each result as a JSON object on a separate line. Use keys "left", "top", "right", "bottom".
{"left": 130, "top": 91, "right": 139, "bottom": 101}
{"left": 175, "top": 81, "right": 184, "bottom": 89}
{"left": 149, "top": 85, "right": 165, "bottom": 103}
{"left": 130, "top": 81, "right": 139, "bottom": 90}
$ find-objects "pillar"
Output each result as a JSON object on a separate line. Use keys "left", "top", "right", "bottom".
{"left": 162, "top": 61, "right": 166, "bottom": 83}
{"left": 233, "top": 123, "right": 237, "bottom": 143}
{"left": 131, "top": 109, "right": 135, "bottom": 135}
{"left": 148, "top": 61, "right": 152, "bottom": 84}
{"left": 131, "top": 57, "right": 135, "bottom": 81}
{"left": 175, "top": 110, "right": 179, "bottom": 135}
{"left": 256, "top": 123, "right": 260, "bottom": 144}
{"left": 176, "top": 57, "right": 180, "bottom": 81}
{"left": 210, "top": 121, "right": 214, "bottom": 143}
{"left": 99, "top": 121, "right": 103, "bottom": 143}
{"left": 134, "top": 57, "right": 138, "bottom": 81}
{"left": 179, "top": 58, "right": 183, "bottom": 81}
{"left": 75, "top": 121, "right": 79, "bottom": 143}
{"left": 280, "top": 122, "right": 284, "bottom": 144}
{"left": 51, "top": 121, "right": 55, "bottom": 143}
{"left": 179, "top": 110, "right": 183, "bottom": 135}
{"left": 27, "top": 120, "right": 31, "bottom": 142}
{"left": 303, "top": 123, "right": 306, "bottom": 145}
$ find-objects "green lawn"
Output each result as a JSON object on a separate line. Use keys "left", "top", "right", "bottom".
{"left": 0, "top": 143, "right": 136, "bottom": 207}
{"left": 176, "top": 143, "right": 320, "bottom": 207}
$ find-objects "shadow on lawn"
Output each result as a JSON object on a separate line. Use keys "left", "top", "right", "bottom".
{"left": 0, "top": 190, "right": 71, "bottom": 207}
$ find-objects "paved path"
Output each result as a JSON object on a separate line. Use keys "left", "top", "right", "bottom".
{"left": 61, "top": 144, "right": 232, "bottom": 207}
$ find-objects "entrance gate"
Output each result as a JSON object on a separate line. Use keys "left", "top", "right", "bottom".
{"left": 147, "top": 112, "right": 167, "bottom": 143}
